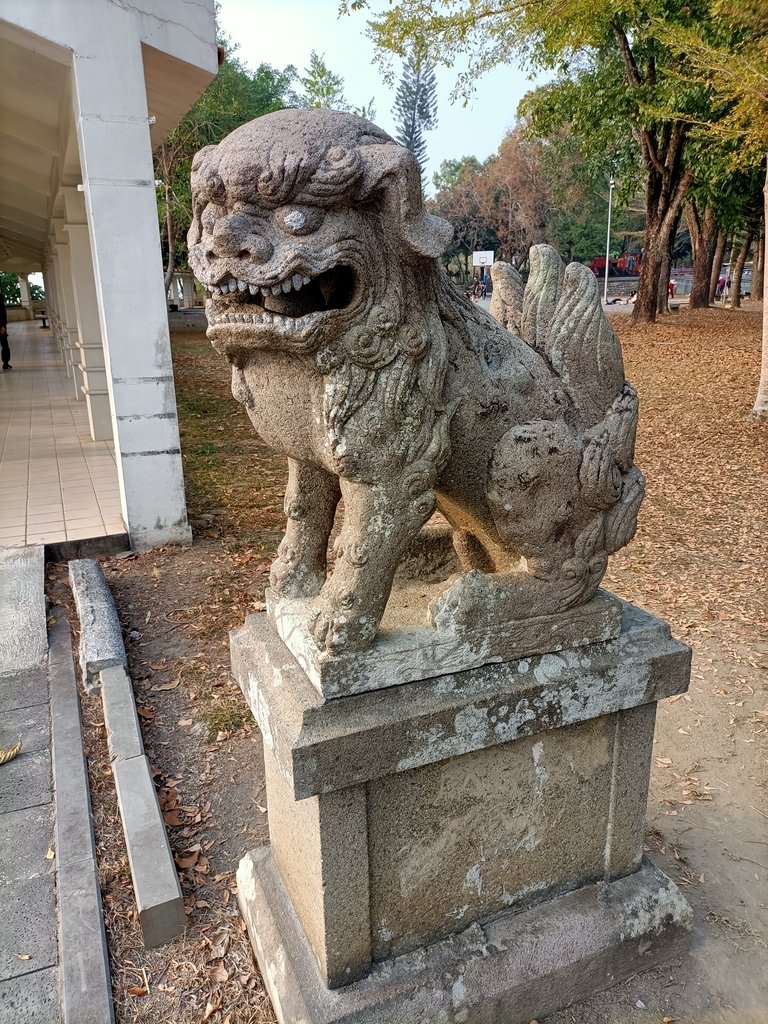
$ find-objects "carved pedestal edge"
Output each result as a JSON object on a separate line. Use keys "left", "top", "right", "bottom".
{"left": 266, "top": 587, "right": 624, "bottom": 698}
{"left": 237, "top": 848, "right": 691, "bottom": 1024}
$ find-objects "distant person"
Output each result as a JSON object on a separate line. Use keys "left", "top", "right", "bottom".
{"left": 628, "top": 290, "right": 637, "bottom": 304}
{"left": 668, "top": 279, "right": 676, "bottom": 298}
{"left": 716, "top": 275, "right": 726, "bottom": 300}
{"left": 480, "top": 272, "right": 488, "bottom": 299}
{"left": 0, "top": 294, "right": 10, "bottom": 370}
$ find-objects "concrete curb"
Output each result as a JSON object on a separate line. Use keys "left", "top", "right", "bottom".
{"left": 100, "top": 665, "right": 144, "bottom": 763}
{"left": 48, "top": 608, "right": 115, "bottom": 1024}
{"left": 0, "top": 545, "right": 47, "bottom": 674}
{"left": 68, "top": 559, "right": 126, "bottom": 692}
{"left": 98, "top": 666, "right": 185, "bottom": 948}
{"left": 113, "top": 755, "right": 186, "bottom": 948}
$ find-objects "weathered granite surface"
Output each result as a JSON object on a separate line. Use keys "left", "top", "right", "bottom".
{"left": 237, "top": 848, "right": 692, "bottom": 1024}
{"left": 190, "top": 108, "right": 645, "bottom": 657}
{"left": 233, "top": 603, "right": 691, "bottom": 993}
{"left": 231, "top": 599, "right": 691, "bottom": 800}
{"left": 266, "top": 585, "right": 623, "bottom": 698}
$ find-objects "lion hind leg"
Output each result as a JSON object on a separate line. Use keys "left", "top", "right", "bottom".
{"left": 270, "top": 459, "right": 340, "bottom": 600}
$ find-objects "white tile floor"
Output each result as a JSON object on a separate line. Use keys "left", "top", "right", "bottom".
{"left": 0, "top": 321, "right": 125, "bottom": 546}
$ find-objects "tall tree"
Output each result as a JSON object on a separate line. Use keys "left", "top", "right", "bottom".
{"left": 298, "top": 51, "right": 376, "bottom": 118}
{"left": 298, "top": 51, "right": 347, "bottom": 109}
{"left": 656, "top": 0, "right": 768, "bottom": 417}
{"left": 392, "top": 49, "right": 437, "bottom": 174}
{"left": 481, "top": 127, "right": 551, "bottom": 265}
{"left": 346, "top": 0, "right": 723, "bottom": 324}
{"left": 156, "top": 50, "right": 295, "bottom": 294}
{"left": 431, "top": 157, "right": 496, "bottom": 280}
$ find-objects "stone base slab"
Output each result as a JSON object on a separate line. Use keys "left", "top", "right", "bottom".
{"left": 237, "top": 848, "right": 692, "bottom": 1024}
{"left": 266, "top": 587, "right": 622, "bottom": 698}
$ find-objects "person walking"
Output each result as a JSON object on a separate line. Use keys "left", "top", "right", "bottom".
{"left": 0, "top": 294, "right": 10, "bottom": 370}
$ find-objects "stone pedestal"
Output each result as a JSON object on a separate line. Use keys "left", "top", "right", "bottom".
{"left": 233, "top": 599, "right": 692, "bottom": 1023}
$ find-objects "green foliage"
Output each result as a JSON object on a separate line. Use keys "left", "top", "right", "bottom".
{"left": 298, "top": 51, "right": 347, "bottom": 109}
{"left": 432, "top": 156, "right": 481, "bottom": 194}
{"left": 0, "top": 272, "right": 20, "bottom": 305}
{"left": 656, "top": 0, "right": 768, "bottom": 166}
{"left": 30, "top": 282, "right": 45, "bottom": 301}
{"left": 393, "top": 50, "right": 438, "bottom": 173}
{"left": 155, "top": 50, "right": 296, "bottom": 280}
{"left": 297, "top": 50, "right": 376, "bottom": 118}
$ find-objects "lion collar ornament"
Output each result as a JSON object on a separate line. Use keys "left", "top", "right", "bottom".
{"left": 188, "top": 109, "right": 644, "bottom": 657}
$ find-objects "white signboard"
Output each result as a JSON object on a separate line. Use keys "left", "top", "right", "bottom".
{"left": 472, "top": 250, "right": 495, "bottom": 267}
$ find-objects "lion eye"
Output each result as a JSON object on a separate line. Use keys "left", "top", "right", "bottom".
{"left": 276, "top": 205, "right": 324, "bottom": 235}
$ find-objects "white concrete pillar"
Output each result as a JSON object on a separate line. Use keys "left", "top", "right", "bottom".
{"left": 180, "top": 273, "right": 196, "bottom": 308}
{"left": 71, "top": 32, "right": 191, "bottom": 549}
{"left": 53, "top": 226, "right": 85, "bottom": 399}
{"left": 46, "top": 247, "right": 67, "bottom": 361}
{"left": 18, "top": 276, "right": 32, "bottom": 312}
{"left": 62, "top": 188, "right": 113, "bottom": 441}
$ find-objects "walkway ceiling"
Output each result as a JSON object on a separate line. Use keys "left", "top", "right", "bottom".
{"left": 0, "top": 28, "right": 70, "bottom": 275}
{"left": 0, "top": 19, "right": 216, "bottom": 279}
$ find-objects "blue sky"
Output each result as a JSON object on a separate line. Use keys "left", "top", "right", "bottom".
{"left": 217, "top": 0, "right": 543, "bottom": 190}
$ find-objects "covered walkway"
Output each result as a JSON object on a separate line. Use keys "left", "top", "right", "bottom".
{"left": 0, "top": 321, "right": 123, "bottom": 546}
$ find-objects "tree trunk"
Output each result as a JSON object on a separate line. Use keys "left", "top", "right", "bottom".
{"left": 731, "top": 230, "right": 754, "bottom": 310}
{"left": 708, "top": 229, "right": 727, "bottom": 303}
{"left": 752, "top": 227, "right": 764, "bottom": 301}
{"left": 686, "top": 202, "right": 718, "bottom": 309}
{"left": 657, "top": 247, "right": 671, "bottom": 314}
{"left": 631, "top": 160, "right": 693, "bottom": 324}
{"left": 163, "top": 177, "right": 176, "bottom": 298}
{"left": 750, "top": 159, "right": 768, "bottom": 420}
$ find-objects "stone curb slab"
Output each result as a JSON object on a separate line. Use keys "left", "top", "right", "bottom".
{"left": 0, "top": 966, "right": 60, "bottom": 1022}
{"left": 48, "top": 609, "right": 115, "bottom": 1024}
{"left": 112, "top": 754, "right": 185, "bottom": 948}
{"left": 100, "top": 665, "right": 144, "bottom": 763}
{"left": 68, "top": 559, "right": 126, "bottom": 692}
{"left": 0, "top": 666, "right": 48, "bottom": 714}
{"left": 0, "top": 545, "right": 46, "bottom": 674}
{"left": 238, "top": 849, "right": 692, "bottom": 1024}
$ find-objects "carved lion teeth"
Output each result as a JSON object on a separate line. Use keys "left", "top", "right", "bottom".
{"left": 302, "top": 275, "right": 311, "bottom": 286}
{"left": 281, "top": 279, "right": 291, "bottom": 293}
{"left": 248, "top": 283, "right": 258, "bottom": 295}
{"left": 227, "top": 280, "right": 238, "bottom": 292}
{"left": 292, "top": 274, "right": 303, "bottom": 291}
{"left": 237, "top": 279, "right": 247, "bottom": 291}
{"left": 271, "top": 284, "right": 282, "bottom": 296}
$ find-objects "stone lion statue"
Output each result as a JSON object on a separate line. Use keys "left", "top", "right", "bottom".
{"left": 188, "top": 109, "right": 644, "bottom": 654}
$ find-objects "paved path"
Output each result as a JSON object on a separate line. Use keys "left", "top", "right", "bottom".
{"left": 0, "top": 545, "right": 114, "bottom": 1022}
{"left": 0, "top": 321, "right": 124, "bottom": 547}
{"left": 0, "top": 546, "right": 60, "bottom": 1020}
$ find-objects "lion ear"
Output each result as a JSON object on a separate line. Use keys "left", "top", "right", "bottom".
{"left": 358, "top": 143, "right": 453, "bottom": 259}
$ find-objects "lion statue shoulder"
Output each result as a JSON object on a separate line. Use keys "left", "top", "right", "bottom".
{"left": 188, "top": 108, "right": 643, "bottom": 655}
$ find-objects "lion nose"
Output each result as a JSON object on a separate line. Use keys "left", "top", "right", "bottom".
{"left": 208, "top": 214, "right": 274, "bottom": 263}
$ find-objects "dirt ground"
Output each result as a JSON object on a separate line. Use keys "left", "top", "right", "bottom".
{"left": 46, "top": 303, "right": 768, "bottom": 1024}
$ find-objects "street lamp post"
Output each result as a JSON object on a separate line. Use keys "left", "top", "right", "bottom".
{"left": 603, "top": 176, "right": 616, "bottom": 305}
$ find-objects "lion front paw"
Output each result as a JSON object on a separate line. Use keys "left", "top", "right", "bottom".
{"left": 308, "top": 593, "right": 378, "bottom": 655}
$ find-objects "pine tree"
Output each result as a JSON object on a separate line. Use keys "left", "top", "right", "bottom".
{"left": 393, "top": 50, "right": 438, "bottom": 175}
{"left": 298, "top": 51, "right": 376, "bottom": 119}
{"left": 299, "top": 51, "right": 348, "bottom": 110}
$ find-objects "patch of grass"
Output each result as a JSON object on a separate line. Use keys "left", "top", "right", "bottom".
{"left": 200, "top": 696, "right": 250, "bottom": 738}
{"left": 171, "top": 327, "right": 287, "bottom": 548}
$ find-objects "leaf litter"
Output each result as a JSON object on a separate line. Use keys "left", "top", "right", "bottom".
{"left": 44, "top": 305, "right": 767, "bottom": 1023}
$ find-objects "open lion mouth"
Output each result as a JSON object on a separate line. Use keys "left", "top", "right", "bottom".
{"left": 203, "top": 265, "right": 356, "bottom": 324}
